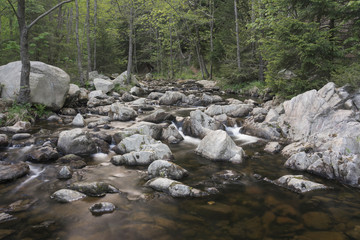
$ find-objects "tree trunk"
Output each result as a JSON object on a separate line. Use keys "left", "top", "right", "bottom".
{"left": 209, "top": 0, "right": 214, "bottom": 80}
{"left": 93, "top": 0, "right": 97, "bottom": 70}
{"left": 10, "top": 17, "right": 13, "bottom": 39}
{"left": 0, "top": 17, "right": 2, "bottom": 41}
{"left": 258, "top": 50, "right": 264, "bottom": 81}
{"left": 86, "top": 0, "right": 91, "bottom": 79}
{"left": 169, "top": 17, "right": 174, "bottom": 79}
{"left": 234, "top": 0, "right": 241, "bottom": 71}
{"left": 126, "top": 4, "right": 134, "bottom": 85}
{"left": 75, "top": 0, "right": 84, "bottom": 85}
{"left": 17, "top": 0, "right": 31, "bottom": 104}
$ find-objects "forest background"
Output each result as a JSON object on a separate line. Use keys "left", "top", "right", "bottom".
{"left": 1, "top": 0, "right": 360, "bottom": 98}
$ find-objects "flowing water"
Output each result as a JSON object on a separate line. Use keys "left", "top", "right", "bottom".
{"left": 1, "top": 110, "right": 360, "bottom": 240}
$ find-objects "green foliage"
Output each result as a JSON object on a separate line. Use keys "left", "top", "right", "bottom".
{"left": 331, "top": 63, "right": 360, "bottom": 89}
{"left": 1, "top": 103, "right": 50, "bottom": 126}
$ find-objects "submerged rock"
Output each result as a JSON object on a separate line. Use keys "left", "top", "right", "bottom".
{"left": 51, "top": 189, "right": 86, "bottom": 203}
{"left": 89, "top": 202, "right": 116, "bottom": 215}
{"left": 0, "top": 162, "right": 30, "bottom": 183}
{"left": 147, "top": 160, "right": 188, "bottom": 180}
{"left": 69, "top": 182, "right": 118, "bottom": 197}
{"left": 265, "top": 175, "right": 329, "bottom": 193}
{"left": 195, "top": 130, "right": 245, "bottom": 163}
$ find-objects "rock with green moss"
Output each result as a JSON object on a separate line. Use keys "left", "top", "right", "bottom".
{"left": 69, "top": 182, "right": 118, "bottom": 197}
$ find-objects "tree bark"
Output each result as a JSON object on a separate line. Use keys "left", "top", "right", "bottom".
{"left": 126, "top": 3, "right": 134, "bottom": 85}
{"left": 209, "top": 0, "right": 214, "bottom": 79}
{"left": 86, "top": 0, "right": 91, "bottom": 79}
{"left": 234, "top": 0, "right": 241, "bottom": 71}
{"left": 93, "top": 0, "right": 97, "bottom": 70}
{"left": 17, "top": 0, "right": 30, "bottom": 104}
{"left": 169, "top": 17, "right": 174, "bottom": 79}
{"left": 75, "top": 0, "right": 84, "bottom": 85}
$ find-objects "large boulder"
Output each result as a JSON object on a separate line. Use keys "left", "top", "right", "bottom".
{"left": 108, "top": 103, "right": 137, "bottom": 121}
{"left": 159, "top": 91, "right": 188, "bottom": 105}
{"left": 57, "top": 129, "right": 97, "bottom": 156}
{"left": 142, "top": 109, "right": 175, "bottom": 123}
{"left": 0, "top": 61, "right": 70, "bottom": 110}
{"left": 115, "top": 134, "right": 157, "bottom": 153}
{"left": 127, "top": 122, "right": 163, "bottom": 140}
{"left": 205, "top": 104, "right": 253, "bottom": 118}
{"left": 195, "top": 130, "right": 245, "bottom": 163}
{"left": 285, "top": 151, "right": 360, "bottom": 187}
{"left": 161, "top": 124, "right": 184, "bottom": 144}
{"left": 0, "top": 162, "right": 30, "bottom": 183}
{"left": 182, "top": 110, "right": 223, "bottom": 139}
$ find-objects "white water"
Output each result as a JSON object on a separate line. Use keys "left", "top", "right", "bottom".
{"left": 175, "top": 124, "right": 202, "bottom": 145}
{"left": 13, "top": 164, "right": 46, "bottom": 192}
{"left": 224, "top": 124, "right": 259, "bottom": 146}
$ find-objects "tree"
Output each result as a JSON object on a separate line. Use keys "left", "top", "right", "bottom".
{"left": 7, "top": 0, "right": 73, "bottom": 104}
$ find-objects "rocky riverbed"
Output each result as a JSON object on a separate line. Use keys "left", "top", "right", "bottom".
{"left": 1, "top": 70, "right": 360, "bottom": 239}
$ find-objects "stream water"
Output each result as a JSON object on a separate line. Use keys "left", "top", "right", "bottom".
{"left": 1, "top": 108, "right": 360, "bottom": 240}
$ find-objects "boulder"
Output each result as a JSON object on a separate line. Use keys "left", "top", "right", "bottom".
{"left": 113, "top": 71, "right": 138, "bottom": 85}
{"left": 161, "top": 124, "right": 184, "bottom": 144}
{"left": 142, "top": 109, "right": 175, "bottom": 123}
{"left": 146, "top": 177, "right": 204, "bottom": 197}
{"left": 182, "top": 110, "right": 222, "bottom": 139}
{"left": 87, "top": 97, "right": 115, "bottom": 108}
{"left": 57, "top": 129, "right": 97, "bottom": 156}
{"left": 195, "top": 130, "right": 245, "bottom": 163}
{"left": 108, "top": 102, "right": 137, "bottom": 121}
{"left": 127, "top": 122, "right": 163, "bottom": 140}
{"left": 159, "top": 91, "right": 188, "bottom": 105}
{"left": 12, "top": 133, "right": 31, "bottom": 141}
{"left": 147, "top": 92, "right": 164, "bottom": 100}
{"left": 69, "top": 182, "right": 118, "bottom": 197}
{"left": 89, "top": 202, "right": 116, "bottom": 215}
{"left": 88, "top": 90, "right": 104, "bottom": 99}
{"left": 147, "top": 160, "right": 188, "bottom": 180}
{"left": 0, "top": 61, "right": 70, "bottom": 110}
{"left": 121, "top": 92, "right": 135, "bottom": 102}
{"left": 285, "top": 151, "right": 360, "bottom": 186}
{"left": 26, "top": 145, "right": 59, "bottom": 163}
{"left": 51, "top": 189, "right": 86, "bottom": 203}
{"left": 94, "top": 78, "right": 114, "bottom": 93}
{"left": 130, "top": 86, "right": 143, "bottom": 96}
{"left": 0, "top": 134, "right": 8, "bottom": 147}
{"left": 57, "top": 166, "right": 72, "bottom": 180}
{"left": 264, "top": 142, "right": 282, "bottom": 153}
{"left": 264, "top": 109, "right": 280, "bottom": 122}
{"left": 0, "top": 162, "right": 30, "bottom": 183}
{"left": 72, "top": 113, "right": 85, "bottom": 127}
{"left": 115, "top": 134, "right": 157, "bottom": 154}
{"left": 205, "top": 104, "right": 253, "bottom": 117}
{"left": 265, "top": 175, "right": 329, "bottom": 193}
{"left": 111, "top": 151, "right": 156, "bottom": 166}
{"left": 0, "top": 121, "right": 31, "bottom": 133}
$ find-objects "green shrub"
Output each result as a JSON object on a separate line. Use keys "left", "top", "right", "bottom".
{"left": 331, "top": 63, "right": 360, "bottom": 89}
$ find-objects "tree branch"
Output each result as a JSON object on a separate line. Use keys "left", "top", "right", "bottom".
{"left": 28, "top": 0, "right": 74, "bottom": 29}
{"left": 6, "top": 0, "right": 19, "bottom": 18}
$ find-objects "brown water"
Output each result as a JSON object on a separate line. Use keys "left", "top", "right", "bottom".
{"left": 1, "top": 116, "right": 360, "bottom": 239}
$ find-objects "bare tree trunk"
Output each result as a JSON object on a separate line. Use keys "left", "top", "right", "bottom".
{"left": 86, "top": 0, "right": 91, "bottom": 79}
{"left": 169, "top": 17, "right": 174, "bottom": 79}
{"left": 66, "top": 7, "right": 73, "bottom": 44}
{"left": 75, "top": 0, "right": 84, "bottom": 85}
{"left": 0, "top": 17, "right": 2, "bottom": 41}
{"left": 209, "top": 0, "right": 214, "bottom": 79}
{"left": 234, "top": 0, "right": 241, "bottom": 71}
{"left": 258, "top": 48, "right": 264, "bottom": 81}
{"left": 156, "top": 28, "right": 160, "bottom": 73}
{"left": 126, "top": 4, "right": 134, "bottom": 85}
{"left": 134, "top": 30, "right": 138, "bottom": 74}
{"left": 195, "top": 41, "right": 204, "bottom": 79}
{"left": 93, "top": 0, "right": 97, "bottom": 70}
{"left": 17, "top": 0, "right": 31, "bottom": 104}
{"left": 10, "top": 17, "right": 13, "bottom": 39}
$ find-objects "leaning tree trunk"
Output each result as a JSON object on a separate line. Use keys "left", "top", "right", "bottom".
{"left": 234, "top": 0, "right": 241, "bottom": 71}
{"left": 126, "top": 5, "right": 134, "bottom": 85}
